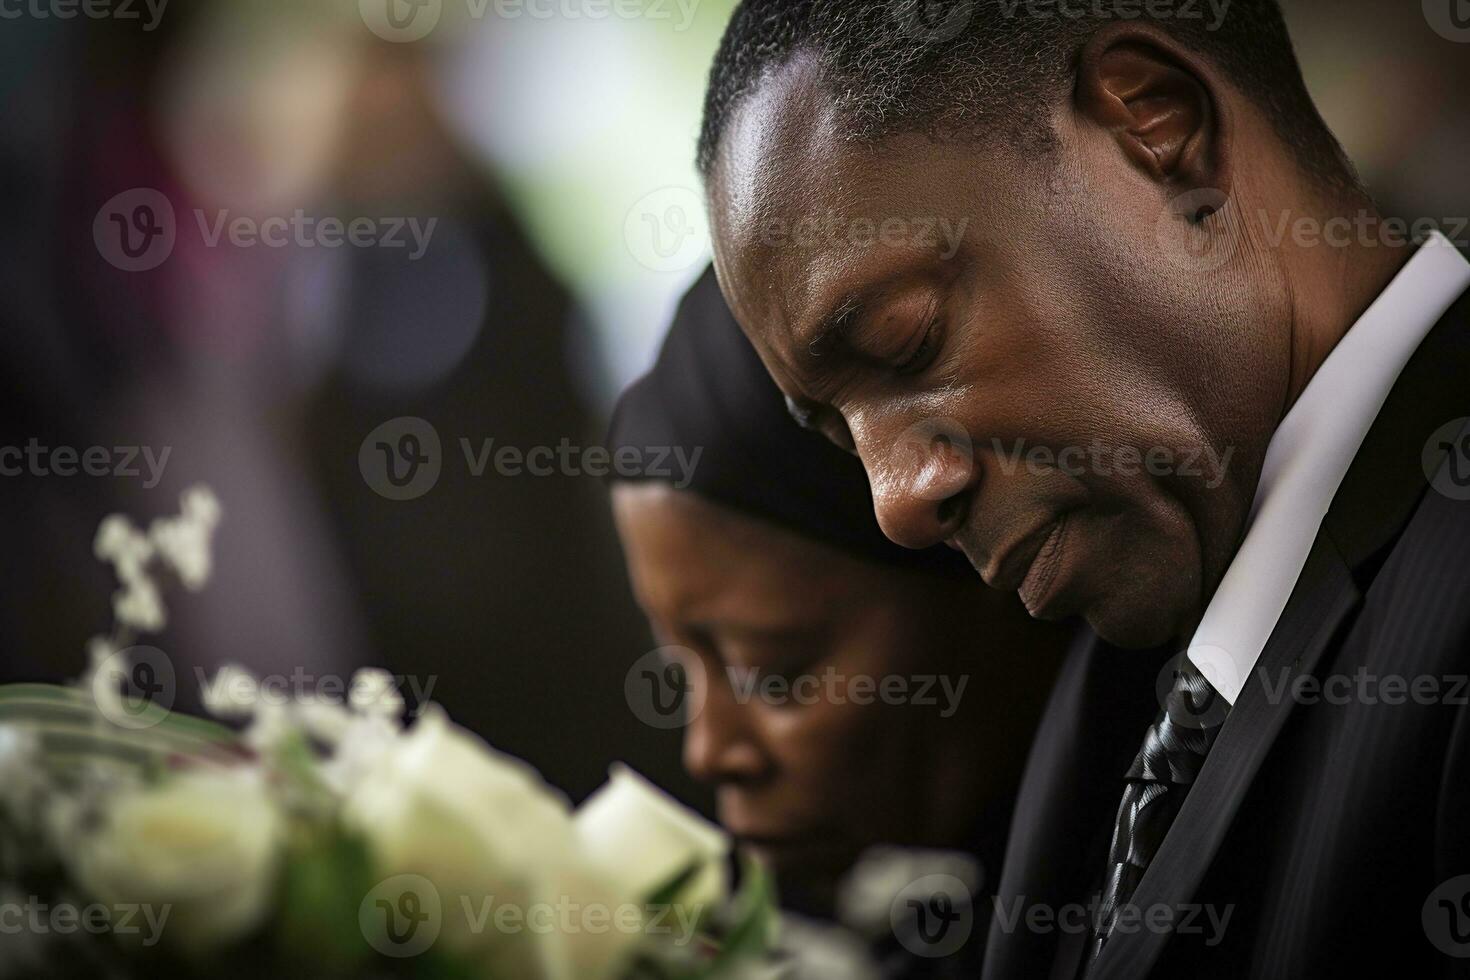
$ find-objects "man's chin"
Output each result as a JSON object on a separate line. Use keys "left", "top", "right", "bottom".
{"left": 1083, "top": 591, "right": 1187, "bottom": 649}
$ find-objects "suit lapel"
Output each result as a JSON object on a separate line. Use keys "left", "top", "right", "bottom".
{"left": 1088, "top": 537, "right": 1361, "bottom": 980}
{"left": 982, "top": 631, "right": 1167, "bottom": 980}
{"left": 1090, "top": 285, "right": 1470, "bottom": 979}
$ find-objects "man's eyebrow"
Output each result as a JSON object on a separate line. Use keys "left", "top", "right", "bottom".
{"left": 798, "top": 293, "right": 866, "bottom": 361}
{"left": 781, "top": 290, "right": 878, "bottom": 428}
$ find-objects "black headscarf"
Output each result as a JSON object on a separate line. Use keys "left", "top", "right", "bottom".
{"left": 608, "top": 266, "right": 972, "bottom": 578}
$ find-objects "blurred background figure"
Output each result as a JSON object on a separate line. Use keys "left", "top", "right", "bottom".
{"left": 0, "top": 0, "right": 1465, "bottom": 805}
{"left": 607, "top": 269, "right": 1073, "bottom": 967}
{"left": 0, "top": 0, "right": 678, "bottom": 802}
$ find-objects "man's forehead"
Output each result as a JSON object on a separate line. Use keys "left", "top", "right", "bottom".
{"left": 712, "top": 60, "right": 894, "bottom": 377}
{"left": 710, "top": 51, "right": 841, "bottom": 245}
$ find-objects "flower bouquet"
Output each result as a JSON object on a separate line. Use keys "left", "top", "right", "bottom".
{"left": 0, "top": 488, "right": 776, "bottom": 979}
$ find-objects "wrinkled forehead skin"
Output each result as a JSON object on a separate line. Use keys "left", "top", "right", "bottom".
{"left": 705, "top": 52, "right": 1027, "bottom": 405}
{"left": 707, "top": 52, "right": 841, "bottom": 390}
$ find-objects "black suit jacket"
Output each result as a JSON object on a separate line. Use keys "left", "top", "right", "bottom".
{"left": 984, "top": 286, "right": 1470, "bottom": 979}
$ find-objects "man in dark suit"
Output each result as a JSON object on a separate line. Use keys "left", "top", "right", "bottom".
{"left": 693, "top": 1, "right": 1470, "bottom": 976}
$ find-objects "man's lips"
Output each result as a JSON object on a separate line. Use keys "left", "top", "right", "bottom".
{"left": 1018, "top": 515, "right": 1069, "bottom": 613}
{"left": 970, "top": 512, "right": 1067, "bottom": 594}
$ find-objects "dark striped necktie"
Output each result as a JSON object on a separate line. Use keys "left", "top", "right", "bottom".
{"left": 1084, "top": 656, "right": 1228, "bottom": 971}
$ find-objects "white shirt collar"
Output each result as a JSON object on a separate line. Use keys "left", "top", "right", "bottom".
{"left": 1187, "top": 231, "right": 1470, "bottom": 704}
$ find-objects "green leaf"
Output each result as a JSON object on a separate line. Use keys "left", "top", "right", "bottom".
{"left": 0, "top": 683, "right": 241, "bottom": 773}
{"left": 273, "top": 818, "right": 378, "bottom": 977}
{"left": 698, "top": 857, "right": 778, "bottom": 978}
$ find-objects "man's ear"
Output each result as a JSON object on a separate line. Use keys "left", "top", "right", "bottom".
{"left": 1075, "top": 23, "right": 1230, "bottom": 211}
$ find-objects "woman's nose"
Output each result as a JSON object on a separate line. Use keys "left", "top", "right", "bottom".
{"left": 683, "top": 677, "right": 768, "bottom": 785}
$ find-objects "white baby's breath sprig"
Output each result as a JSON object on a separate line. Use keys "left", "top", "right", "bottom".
{"left": 112, "top": 578, "right": 165, "bottom": 633}
{"left": 91, "top": 484, "right": 223, "bottom": 638}
{"left": 149, "top": 485, "right": 222, "bottom": 592}
{"left": 348, "top": 668, "right": 405, "bottom": 720}
{"left": 200, "top": 664, "right": 260, "bottom": 721}
{"left": 83, "top": 485, "right": 222, "bottom": 726}
{"left": 94, "top": 515, "right": 154, "bottom": 580}
{"left": 197, "top": 664, "right": 408, "bottom": 788}
{"left": 242, "top": 702, "right": 292, "bottom": 755}
{"left": 197, "top": 664, "right": 290, "bottom": 753}
{"left": 94, "top": 515, "right": 160, "bottom": 632}
{"left": 82, "top": 635, "right": 129, "bottom": 731}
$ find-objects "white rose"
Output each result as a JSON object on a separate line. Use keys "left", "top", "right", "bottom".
{"left": 70, "top": 767, "right": 282, "bottom": 954}
{"left": 532, "top": 859, "right": 648, "bottom": 980}
{"left": 343, "top": 706, "right": 578, "bottom": 974}
{"left": 575, "top": 764, "right": 730, "bottom": 915}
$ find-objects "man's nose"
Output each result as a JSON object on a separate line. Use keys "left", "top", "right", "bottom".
{"left": 683, "top": 677, "right": 768, "bottom": 786}
{"left": 859, "top": 417, "right": 977, "bottom": 549}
